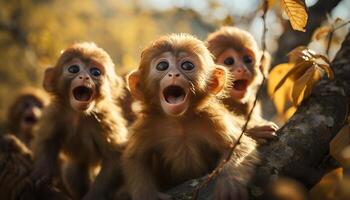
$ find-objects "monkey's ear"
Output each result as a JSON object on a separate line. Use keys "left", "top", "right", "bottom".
{"left": 260, "top": 51, "right": 271, "bottom": 77}
{"left": 43, "top": 67, "right": 55, "bottom": 92}
{"left": 127, "top": 70, "right": 143, "bottom": 101}
{"left": 209, "top": 65, "right": 227, "bottom": 95}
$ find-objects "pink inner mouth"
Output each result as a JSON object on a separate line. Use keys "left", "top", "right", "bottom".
{"left": 73, "top": 86, "right": 93, "bottom": 102}
{"left": 233, "top": 79, "right": 249, "bottom": 91}
{"left": 163, "top": 85, "right": 186, "bottom": 104}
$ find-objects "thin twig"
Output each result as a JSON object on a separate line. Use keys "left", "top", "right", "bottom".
{"left": 326, "top": 25, "right": 334, "bottom": 57}
{"left": 326, "top": 20, "right": 350, "bottom": 57}
{"left": 192, "top": 0, "right": 269, "bottom": 199}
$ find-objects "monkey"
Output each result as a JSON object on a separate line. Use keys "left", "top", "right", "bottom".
{"left": 206, "top": 26, "right": 278, "bottom": 142}
{"left": 0, "top": 134, "right": 69, "bottom": 200}
{"left": 31, "top": 42, "right": 127, "bottom": 200}
{"left": 122, "top": 34, "right": 258, "bottom": 200}
{"left": 0, "top": 133, "right": 34, "bottom": 199}
{"left": 6, "top": 88, "right": 49, "bottom": 147}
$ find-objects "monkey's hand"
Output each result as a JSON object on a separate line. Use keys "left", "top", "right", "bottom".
{"left": 30, "top": 163, "right": 55, "bottom": 187}
{"left": 214, "top": 177, "right": 248, "bottom": 200}
{"left": 245, "top": 123, "right": 279, "bottom": 144}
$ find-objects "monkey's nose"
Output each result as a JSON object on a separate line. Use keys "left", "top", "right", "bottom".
{"left": 168, "top": 73, "right": 180, "bottom": 77}
{"left": 235, "top": 67, "right": 247, "bottom": 74}
{"left": 79, "top": 76, "right": 90, "bottom": 80}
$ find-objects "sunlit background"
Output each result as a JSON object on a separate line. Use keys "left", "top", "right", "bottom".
{"left": 0, "top": 0, "right": 349, "bottom": 124}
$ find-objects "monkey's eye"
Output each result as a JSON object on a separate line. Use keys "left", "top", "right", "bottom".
{"left": 90, "top": 68, "right": 101, "bottom": 77}
{"left": 181, "top": 61, "right": 195, "bottom": 71}
{"left": 68, "top": 65, "right": 80, "bottom": 73}
{"left": 243, "top": 55, "right": 253, "bottom": 64}
{"left": 224, "top": 57, "right": 235, "bottom": 65}
{"left": 156, "top": 61, "right": 169, "bottom": 71}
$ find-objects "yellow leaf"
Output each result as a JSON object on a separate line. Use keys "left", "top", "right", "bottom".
{"left": 330, "top": 124, "right": 350, "bottom": 167}
{"left": 268, "top": 63, "right": 294, "bottom": 113}
{"left": 310, "top": 168, "right": 343, "bottom": 200}
{"left": 288, "top": 60, "right": 313, "bottom": 80}
{"left": 268, "top": 63, "right": 294, "bottom": 95}
{"left": 292, "top": 65, "right": 321, "bottom": 105}
{"left": 288, "top": 46, "right": 311, "bottom": 63}
{"left": 281, "top": 0, "right": 308, "bottom": 32}
{"left": 285, "top": 106, "right": 297, "bottom": 120}
{"left": 318, "top": 64, "right": 334, "bottom": 80}
{"left": 273, "top": 61, "right": 311, "bottom": 94}
{"left": 291, "top": 66, "right": 315, "bottom": 105}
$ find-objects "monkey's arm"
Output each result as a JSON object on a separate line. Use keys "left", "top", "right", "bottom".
{"left": 123, "top": 154, "right": 167, "bottom": 200}
{"left": 122, "top": 136, "right": 169, "bottom": 200}
{"left": 83, "top": 154, "right": 123, "bottom": 200}
{"left": 31, "top": 114, "right": 63, "bottom": 186}
{"left": 214, "top": 136, "right": 258, "bottom": 200}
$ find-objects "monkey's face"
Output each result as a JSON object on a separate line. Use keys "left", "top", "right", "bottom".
{"left": 18, "top": 97, "right": 44, "bottom": 133}
{"left": 149, "top": 52, "right": 200, "bottom": 116}
{"left": 129, "top": 53, "right": 226, "bottom": 116}
{"left": 216, "top": 48, "right": 256, "bottom": 101}
{"left": 63, "top": 58, "right": 103, "bottom": 112}
{"left": 128, "top": 35, "right": 227, "bottom": 116}
{"left": 43, "top": 43, "right": 121, "bottom": 113}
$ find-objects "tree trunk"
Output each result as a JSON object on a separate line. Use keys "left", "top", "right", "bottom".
{"left": 166, "top": 30, "right": 350, "bottom": 200}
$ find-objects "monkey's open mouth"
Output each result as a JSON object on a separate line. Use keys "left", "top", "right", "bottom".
{"left": 24, "top": 115, "right": 37, "bottom": 124}
{"left": 73, "top": 86, "right": 93, "bottom": 102}
{"left": 233, "top": 79, "right": 249, "bottom": 91}
{"left": 163, "top": 85, "right": 186, "bottom": 104}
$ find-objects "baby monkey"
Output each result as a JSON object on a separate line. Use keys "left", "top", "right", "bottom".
{"left": 206, "top": 26, "right": 278, "bottom": 142}
{"left": 31, "top": 42, "right": 127, "bottom": 200}
{"left": 123, "top": 34, "right": 258, "bottom": 200}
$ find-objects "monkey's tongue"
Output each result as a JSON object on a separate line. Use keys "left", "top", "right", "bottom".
{"left": 164, "top": 86, "right": 186, "bottom": 104}
{"left": 233, "top": 80, "right": 249, "bottom": 91}
{"left": 73, "top": 86, "right": 93, "bottom": 102}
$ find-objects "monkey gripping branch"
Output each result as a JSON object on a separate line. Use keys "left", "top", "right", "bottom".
{"left": 167, "top": 30, "right": 350, "bottom": 200}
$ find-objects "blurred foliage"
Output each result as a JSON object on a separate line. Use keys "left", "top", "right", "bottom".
{"left": 0, "top": 0, "right": 348, "bottom": 126}
{"left": 0, "top": 0, "right": 215, "bottom": 122}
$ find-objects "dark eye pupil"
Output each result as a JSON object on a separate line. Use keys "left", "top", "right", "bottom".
{"left": 181, "top": 61, "right": 194, "bottom": 71}
{"left": 243, "top": 56, "right": 252, "bottom": 64}
{"left": 68, "top": 65, "right": 79, "bottom": 73}
{"left": 90, "top": 68, "right": 101, "bottom": 76}
{"left": 224, "top": 57, "right": 234, "bottom": 65}
{"left": 156, "top": 61, "right": 169, "bottom": 71}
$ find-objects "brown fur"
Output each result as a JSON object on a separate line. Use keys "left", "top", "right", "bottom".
{"left": 117, "top": 74, "right": 137, "bottom": 125}
{"left": 0, "top": 134, "right": 69, "bottom": 200}
{"left": 122, "top": 34, "right": 258, "bottom": 200}
{"left": 32, "top": 42, "right": 127, "bottom": 200}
